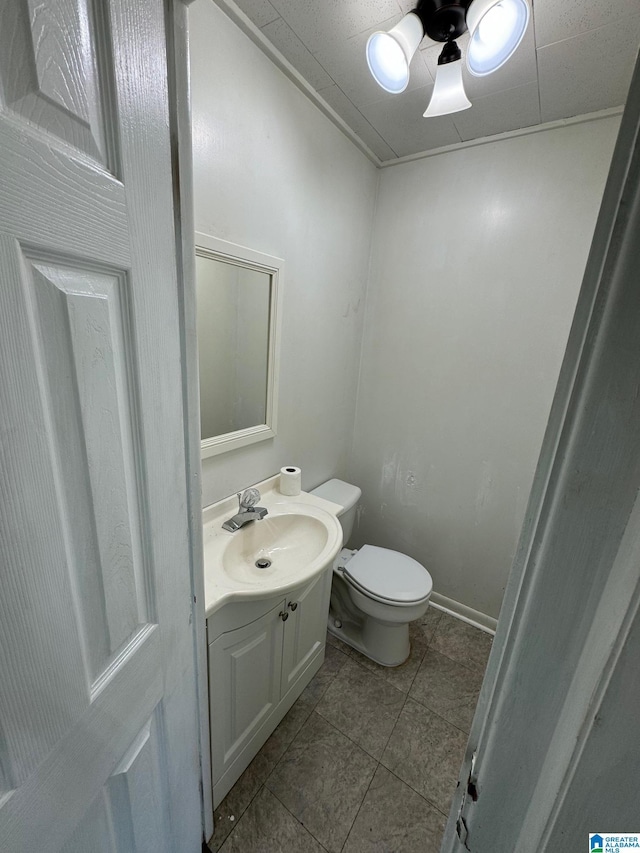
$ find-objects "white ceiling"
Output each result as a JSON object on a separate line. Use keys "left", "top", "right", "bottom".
{"left": 224, "top": 0, "right": 640, "bottom": 161}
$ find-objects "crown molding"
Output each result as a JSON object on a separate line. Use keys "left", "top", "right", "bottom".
{"left": 380, "top": 106, "right": 625, "bottom": 168}
{"left": 211, "top": 0, "right": 382, "bottom": 167}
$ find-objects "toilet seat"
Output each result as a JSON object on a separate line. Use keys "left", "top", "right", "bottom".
{"left": 342, "top": 544, "right": 432, "bottom": 606}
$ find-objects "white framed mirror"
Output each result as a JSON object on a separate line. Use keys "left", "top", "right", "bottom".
{"left": 195, "top": 233, "right": 283, "bottom": 458}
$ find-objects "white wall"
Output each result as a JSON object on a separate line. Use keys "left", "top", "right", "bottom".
{"left": 189, "top": 0, "right": 379, "bottom": 507}
{"left": 349, "top": 117, "right": 620, "bottom": 621}
{"left": 189, "top": 1, "right": 619, "bottom": 620}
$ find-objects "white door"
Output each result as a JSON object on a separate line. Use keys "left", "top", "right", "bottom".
{"left": 0, "top": 2, "right": 201, "bottom": 852}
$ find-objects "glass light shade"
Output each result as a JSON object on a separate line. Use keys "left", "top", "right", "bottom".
{"left": 366, "top": 13, "right": 424, "bottom": 94}
{"left": 423, "top": 60, "right": 471, "bottom": 118}
{"left": 466, "top": 0, "right": 530, "bottom": 76}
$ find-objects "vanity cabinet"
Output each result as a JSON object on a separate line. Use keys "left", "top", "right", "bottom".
{"left": 208, "top": 567, "right": 331, "bottom": 806}
{"left": 281, "top": 570, "right": 328, "bottom": 695}
{"left": 208, "top": 599, "right": 284, "bottom": 785}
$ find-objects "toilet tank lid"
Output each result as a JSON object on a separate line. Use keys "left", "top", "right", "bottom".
{"left": 309, "top": 479, "right": 361, "bottom": 514}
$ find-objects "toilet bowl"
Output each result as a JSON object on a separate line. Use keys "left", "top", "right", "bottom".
{"left": 310, "top": 479, "right": 433, "bottom": 667}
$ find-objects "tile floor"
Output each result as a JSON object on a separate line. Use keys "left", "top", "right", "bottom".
{"left": 207, "top": 609, "right": 493, "bottom": 853}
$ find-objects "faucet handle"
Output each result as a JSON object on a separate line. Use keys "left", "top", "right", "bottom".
{"left": 240, "top": 488, "right": 261, "bottom": 509}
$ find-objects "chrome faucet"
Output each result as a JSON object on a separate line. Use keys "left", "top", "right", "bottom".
{"left": 222, "top": 488, "right": 268, "bottom": 532}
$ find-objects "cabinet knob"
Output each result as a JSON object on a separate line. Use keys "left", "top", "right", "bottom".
{"left": 280, "top": 611, "right": 289, "bottom": 621}
{"left": 288, "top": 601, "right": 298, "bottom": 611}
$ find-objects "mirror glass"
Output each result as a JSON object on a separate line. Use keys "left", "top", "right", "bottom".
{"left": 195, "top": 234, "right": 283, "bottom": 458}
{"left": 196, "top": 255, "right": 270, "bottom": 436}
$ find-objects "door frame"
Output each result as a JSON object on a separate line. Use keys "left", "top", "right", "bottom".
{"left": 441, "top": 51, "right": 640, "bottom": 851}
{"left": 166, "top": 0, "right": 214, "bottom": 841}
{"left": 167, "top": 3, "right": 640, "bottom": 844}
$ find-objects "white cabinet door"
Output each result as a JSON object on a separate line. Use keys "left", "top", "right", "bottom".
{"left": 209, "top": 600, "right": 285, "bottom": 781}
{"left": 0, "top": 2, "right": 201, "bottom": 852}
{"left": 282, "top": 570, "right": 331, "bottom": 695}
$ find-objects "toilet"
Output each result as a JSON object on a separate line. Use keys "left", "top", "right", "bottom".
{"left": 310, "top": 479, "right": 433, "bottom": 667}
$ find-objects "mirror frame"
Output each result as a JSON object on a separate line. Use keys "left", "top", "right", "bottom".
{"left": 195, "top": 232, "right": 284, "bottom": 459}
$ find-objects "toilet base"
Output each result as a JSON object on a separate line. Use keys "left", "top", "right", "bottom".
{"left": 327, "top": 617, "right": 410, "bottom": 667}
{"left": 328, "top": 548, "right": 428, "bottom": 667}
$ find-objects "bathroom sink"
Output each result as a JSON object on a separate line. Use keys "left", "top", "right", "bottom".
{"left": 221, "top": 513, "right": 329, "bottom": 586}
{"left": 202, "top": 478, "right": 344, "bottom": 616}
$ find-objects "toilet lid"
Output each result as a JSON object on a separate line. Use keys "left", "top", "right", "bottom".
{"left": 343, "top": 545, "right": 432, "bottom": 604}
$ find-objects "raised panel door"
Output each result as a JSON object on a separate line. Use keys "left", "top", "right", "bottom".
{"left": 0, "top": 2, "right": 201, "bottom": 851}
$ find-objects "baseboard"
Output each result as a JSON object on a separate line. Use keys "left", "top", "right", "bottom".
{"left": 430, "top": 592, "right": 497, "bottom": 635}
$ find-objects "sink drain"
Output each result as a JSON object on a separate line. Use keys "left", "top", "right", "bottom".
{"left": 255, "top": 558, "right": 272, "bottom": 569}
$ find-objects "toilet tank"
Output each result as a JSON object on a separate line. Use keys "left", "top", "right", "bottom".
{"left": 310, "top": 479, "right": 361, "bottom": 547}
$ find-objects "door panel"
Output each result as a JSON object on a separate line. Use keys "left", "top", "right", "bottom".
{"left": 107, "top": 714, "right": 170, "bottom": 853}
{"left": 61, "top": 713, "right": 170, "bottom": 853}
{"left": 23, "top": 250, "right": 148, "bottom": 679}
{"left": 0, "top": 0, "right": 117, "bottom": 167}
{"left": 0, "top": 1, "right": 200, "bottom": 851}
{"left": 282, "top": 570, "right": 331, "bottom": 694}
{"left": 60, "top": 791, "right": 117, "bottom": 853}
{"left": 0, "top": 241, "right": 92, "bottom": 784}
{"left": 0, "top": 625, "right": 163, "bottom": 849}
{"left": 209, "top": 602, "right": 284, "bottom": 779}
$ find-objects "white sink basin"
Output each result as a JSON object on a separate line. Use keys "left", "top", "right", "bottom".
{"left": 221, "top": 513, "right": 329, "bottom": 585}
{"left": 203, "top": 478, "right": 344, "bottom": 616}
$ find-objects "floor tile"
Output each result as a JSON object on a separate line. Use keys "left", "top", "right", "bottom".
{"left": 347, "top": 644, "right": 422, "bottom": 695}
{"left": 343, "top": 765, "right": 447, "bottom": 853}
{"left": 208, "top": 806, "right": 237, "bottom": 853}
{"left": 410, "top": 648, "right": 484, "bottom": 733}
{"left": 259, "top": 697, "right": 314, "bottom": 767}
{"left": 348, "top": 616, "right": 433, "bottom": 694}
{"left": 430, "top": 613, "right": 493, "bottom": 673}
{"left": 339, "top": 607, "right": 442, "bottom": 695}
{"left": 413, "top": 606, "right": 443, "bottom": 646}
{"left": 208, "top": 751, "right": 271, "bottom": 851}
{"left": 299, "top": 644, "right": 349, "bottom": 707}
{"left": 208, "top": 699, "right": 313, "bottom": 850}
{"left": 211, "top": 612, "right": 482, "bottom": 852}
{"left": 381, "top": 698, "right": 467, "bottom": 815}
{"left": 316, "top": 657, "right": 405, "bottom": 759}
{"left": 218, "top": 787, "right": 324, "bottom": 853}
{"left": 266, "top": 711, "right": 377, "bottom": 853}
{"left": 326, "top": 629, "right": 353, "bottom": 656}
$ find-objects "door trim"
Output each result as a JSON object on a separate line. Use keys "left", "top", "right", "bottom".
{"left": 165, "top": 0, "right": 214, "bottom": 841}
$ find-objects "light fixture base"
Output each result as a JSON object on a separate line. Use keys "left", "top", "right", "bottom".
{"left": 437, "top": 39, "right": 462, "bottom": 64}
{"left": 415, "top": 0, "right": 472, "bottom": 42}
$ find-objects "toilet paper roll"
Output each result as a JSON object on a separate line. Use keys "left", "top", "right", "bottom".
{"left": 279, "top": 466, "right": 301, "bottom": 496}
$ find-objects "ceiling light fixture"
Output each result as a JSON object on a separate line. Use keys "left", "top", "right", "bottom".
{"left": 366, "top": 0, "right": 530, "bottom": 116}
{"left": 423, "top": 41, "right": 471, "bottom": 117}
{"left": 466, "top": 0, "right": 530, "bottom": 76}
{"left": 366, "top": 12, "right": 424, "bottom": 94}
